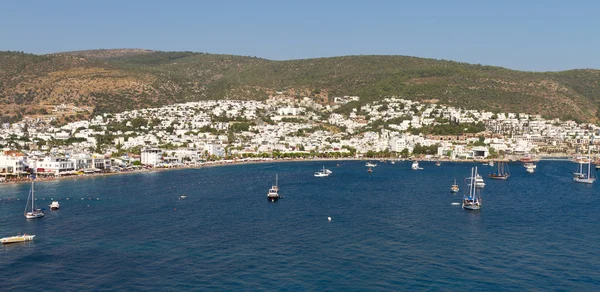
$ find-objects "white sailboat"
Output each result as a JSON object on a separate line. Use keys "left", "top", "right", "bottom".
{"left": 463, "top": 166, "right": 482, "bottom": 210}
{"left": 267, "top": 174, "right": 280, "bottom": 201}
{"left": 574, "top": 141, "right": 595, "bottom": 184}
{"left": 24, "top": 179, "right": 44, "bottom": 219}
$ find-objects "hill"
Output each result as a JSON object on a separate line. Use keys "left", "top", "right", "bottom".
{"left": 1, "top": 49, "right": 599, "bottom": 123}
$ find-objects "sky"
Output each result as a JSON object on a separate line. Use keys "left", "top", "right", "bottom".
{"left": 1, "top": 0, "right": 598, "bottom": 71}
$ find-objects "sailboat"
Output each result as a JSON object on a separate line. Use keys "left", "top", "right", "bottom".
{"left": 463, "top": 166, "right": 482, "bottom": 210}
{"left": 24, "top": 178, "right": 44, "bottom": 219}
{"left": 574, "top": 141, "right": 595, "bottom": 184}
{"left": 450, "top": 178, "right": 459, "bottom": 193}
{"left": 267, "top": 174, "right": 280, "bottom": 201}
{"left": 489, "top": 161, "right": 510, "bottom": 180}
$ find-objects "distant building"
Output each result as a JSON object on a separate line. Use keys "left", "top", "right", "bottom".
{"left": 141, "top": 148, "right": 163, "bottom": 166}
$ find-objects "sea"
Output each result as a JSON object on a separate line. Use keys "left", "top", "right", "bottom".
{"left": 0, "top": 160, "right": 599, "bottom": 291}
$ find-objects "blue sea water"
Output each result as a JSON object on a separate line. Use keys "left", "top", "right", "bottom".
{"left": 0, "top": 161, "right": 599, "bottom": 291}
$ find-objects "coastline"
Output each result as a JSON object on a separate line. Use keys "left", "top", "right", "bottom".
{"left": 0, "top": 156, "right": 561, "bottom": 186}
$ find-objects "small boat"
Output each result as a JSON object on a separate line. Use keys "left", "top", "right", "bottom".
{"left": 450, "top": 179, "right": 459, "bottom": 193}
{"left": 267, "top": 174, "right": 280, "bottom": 201}
{"left": 24, "top": 178, "right": 44, "bottom": 219}
{"left": 1, "top": 234, "right": 35, "bottom": 244}
{"left": 463, "top": 166, "right": 482, "bottom": 210}
{"left": 314, "top": 166, "right": 330, "bottom": 177}
{"left": 489, "top": 161, "right": 510, "bottom": 180}
{"left": 411, "top": 161, "right": 423, "bottom": 170}
{"left": 365, "top": 162, "right": 377, "bottom": 167}
{"left": 390, "top": 160, "right": 395, "bottom": 165}
{"left": 179, "top": 195, "right": 187, "bottom": 199}
{"left": 451, "top": 202, "right": 460, "bottom": 206}
{"left": 49, "top": 201, "right": 60, "bottom": 210}
{"left": 367, "top": 167, "right": 373, "bottom": 173}
{"left": 435, "top": 161, "right": 441, "bottom": 167}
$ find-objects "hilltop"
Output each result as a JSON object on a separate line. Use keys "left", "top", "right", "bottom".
{"left": 1, "top": 49, "right": 599, "bottom": 123}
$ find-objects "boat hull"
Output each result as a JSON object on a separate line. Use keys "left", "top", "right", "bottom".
{"left": 488, "top": 175, "right": 509, "bottom": 180}
{"left": 25, "top": 213, "right": 44, "bottom": 219}
{"left": 574, "top": 177, "right": 595, "bottom": 184}
{"left": 267, "top": 196, "right": 280, "bottom": 201}
{"left": 462, "top": 203, "right": 481, "bottom": 210}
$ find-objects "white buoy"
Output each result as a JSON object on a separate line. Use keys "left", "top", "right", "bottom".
{"left": 328, "top": 217, "right": 332, "bottom": 221}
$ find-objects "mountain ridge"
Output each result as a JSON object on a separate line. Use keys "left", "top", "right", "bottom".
{"left": 1, "top": 49, "right": 599, "bottom": 124}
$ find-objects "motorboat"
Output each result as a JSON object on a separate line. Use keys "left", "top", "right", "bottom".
{"left": 314, "top": 166, "right": 330, "bottom": 177}
{"left": 49, "top": 201, "right": 60, "bottom": 210}
{"left": 365, "top": 162, "right": 377, "bottom": 167}
{"left": 1, "top": 234, "right": 35, "bottom": 244}
{"left": 411, "top": 161, "right": 423, "bottom": 170}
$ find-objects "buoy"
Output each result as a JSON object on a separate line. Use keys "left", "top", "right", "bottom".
{"left": 328, "top": 217, "right": 332, "bottom": 221}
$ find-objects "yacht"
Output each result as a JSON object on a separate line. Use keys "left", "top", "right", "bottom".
{"left": 1, "top": 234, "right": 35, "bottom": 244}
{"left": 314, "top": 166, "right": 330, "bottom": 177}
{"left": 49, "top": 201, "right": 60, "bottom": 210}
{"left": 474, "top": 174, "right": 485, "bottom": 188}
{"left": 411, "top": 161, "right": 423, "bottom": 170}
{"left": 524, "top": 162, "right": 536, "bottom": 173}
{"left": 267, "top": 174, "right": 280, "bottom": 201}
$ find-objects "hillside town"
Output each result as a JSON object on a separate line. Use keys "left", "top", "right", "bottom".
{"left": 1, "top": 95, "right": 599, "bottom": 181}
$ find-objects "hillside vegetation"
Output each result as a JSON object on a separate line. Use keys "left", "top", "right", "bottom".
{"left": 1, "top": 49, "right": 599, "bottom": 123}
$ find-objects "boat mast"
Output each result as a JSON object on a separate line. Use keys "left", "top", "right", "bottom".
{"left": 31, "top": 180, "right": 34, "bottom": 212}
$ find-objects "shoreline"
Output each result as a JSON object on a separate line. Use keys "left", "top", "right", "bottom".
{"left": 0, "top": 156, "right": 565, "bottom": 186}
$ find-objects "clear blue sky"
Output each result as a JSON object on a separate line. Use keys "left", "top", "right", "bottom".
{"left": 1, "top": 0, "right": 598, "bottom": 71}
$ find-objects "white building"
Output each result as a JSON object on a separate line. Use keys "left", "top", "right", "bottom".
{"left": 141, "top": 148, "right": 163, "bottom": 166}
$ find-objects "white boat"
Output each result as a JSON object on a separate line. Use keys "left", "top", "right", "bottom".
{"left": 390, "top": 160, "right": 395, "bottom": 165}
{"left": 524, "top": 162, "right": 536, "bottom": 173}
{"left": 314, "top": 166, "right": 330, "bottom": 177}
{"left": 267, "top": 174, "right": 280, "bottom": 201}
{"left": 411, "top": 161, "right": 423, "bottom": 170}
{"left": 24, "top": 179, "right": 44, "bottom": 219}
{"left": 469, "top": 173, "right": 486, "bottom": 188}
{"left": 463, "top": 166, "right": 482, "bottom": 210}
{"left": 574, "top": 140, "right": 595, "bottom": 184}
{"left": 49, "top": 201, "right": 60, "bottom": 210}
{"left": 365, "top": 162, "right": 377, "bottom": 167}
{"left": 1, "top": 234, "right": 35, "bottom": 244}
{"left": 489, "top": 161, "right": 494, "bottom": 167}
